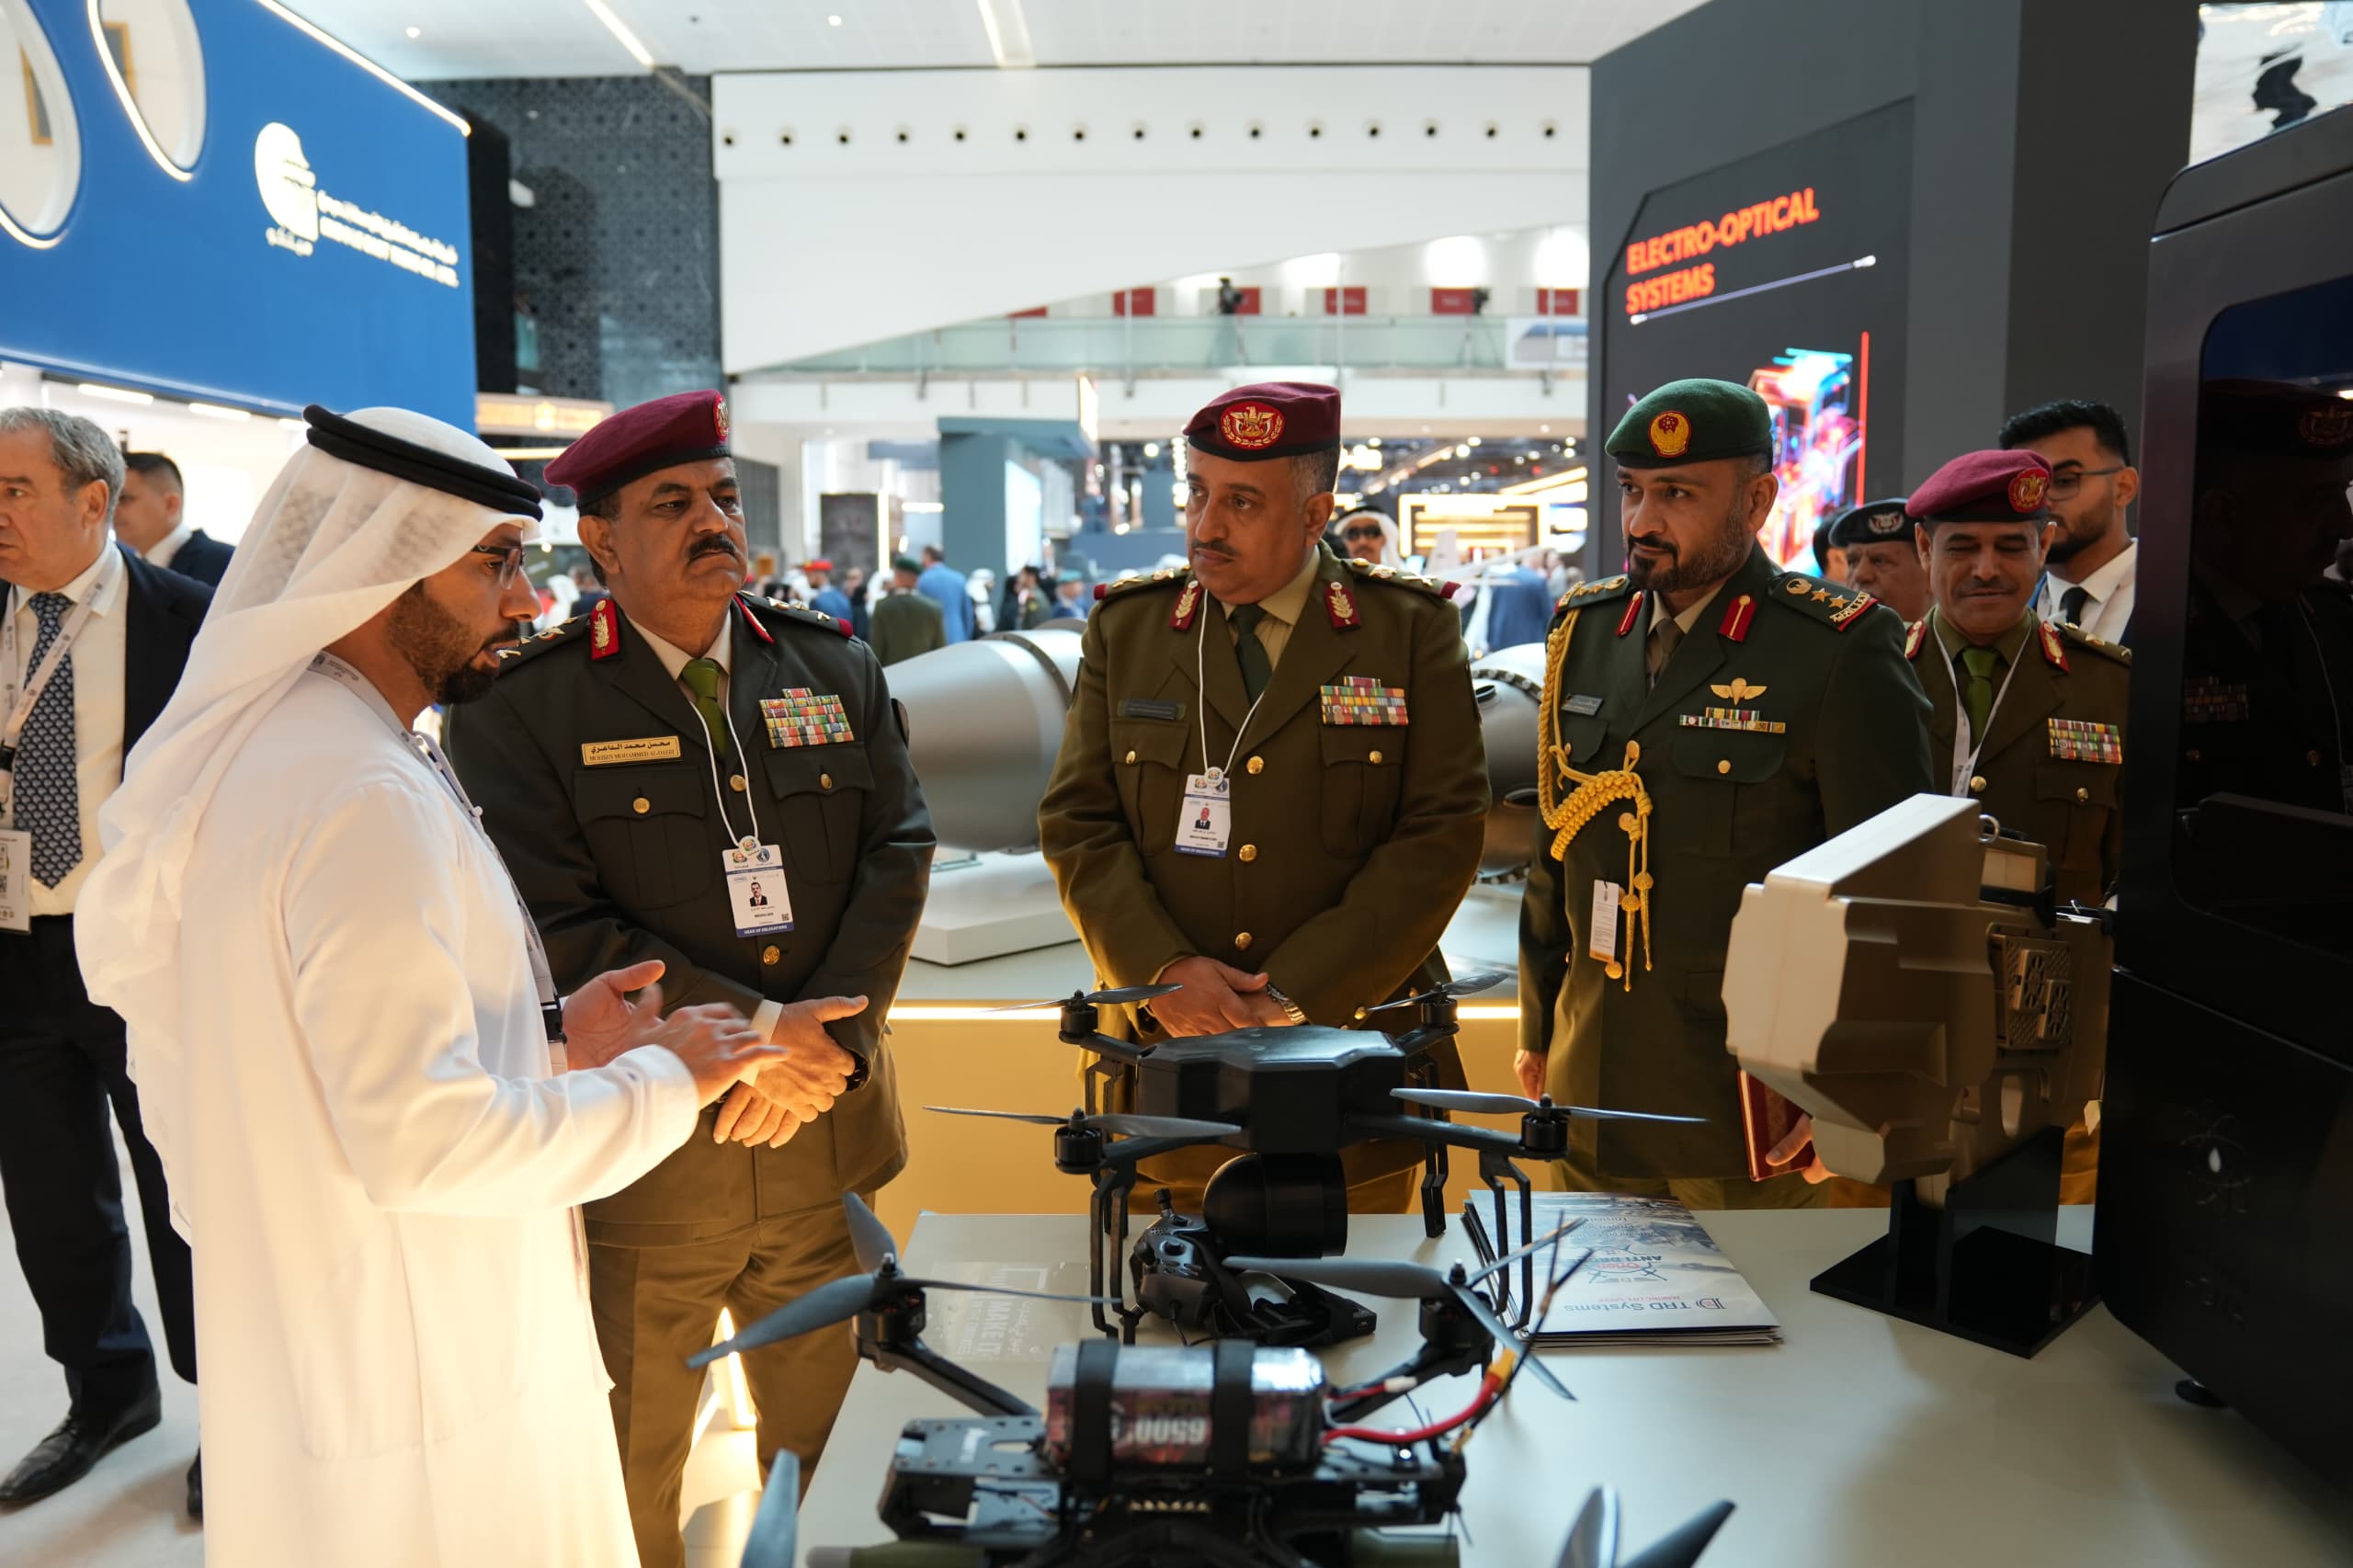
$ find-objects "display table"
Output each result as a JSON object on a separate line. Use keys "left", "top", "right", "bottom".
{"left": 793, "top": 1210, "right": 2353, "bottom": 1567}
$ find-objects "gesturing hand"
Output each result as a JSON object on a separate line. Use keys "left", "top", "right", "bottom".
{"left": 712, "top": 995, "right": 868, "bottom": 1145}
{"left": 1148, "top": 957, "right": 1290, "bottom": 1037}
{"left": 564, "top": 960, "right": 676, "bottom": 1070}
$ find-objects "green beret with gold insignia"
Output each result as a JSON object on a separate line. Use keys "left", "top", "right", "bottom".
{"left": 1606, "top": 378, "right": 1774, "bottom": 470}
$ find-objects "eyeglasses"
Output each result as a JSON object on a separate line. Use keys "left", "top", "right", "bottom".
{"left": 2045, "top": 465, "right": 2123, "bottom": 499}
{"left": 1341, "top": 526, "right": 1386, "bottom": 541}
{"left": 471, "top": 543, "right": 529, "bottom": 586}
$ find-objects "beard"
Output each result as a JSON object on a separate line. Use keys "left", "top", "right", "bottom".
{"left": 388, "top": 583, "right": 512, "bottom": 707}
{"left": 2041, "top": 505, "right": 2110, "bottom": 565}
{"left": 1624, "top": 501, "right": 1754, "bottom": 596}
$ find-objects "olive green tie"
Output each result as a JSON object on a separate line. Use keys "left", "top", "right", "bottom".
{"left": 1228, "top": 604, "right": 1273, "bottom": 703}
{"left": 1960, "top": 645, "right": 2000, "bottom": 747}
{"left": 680, "top": 656, "right": 732, "bottom": 761}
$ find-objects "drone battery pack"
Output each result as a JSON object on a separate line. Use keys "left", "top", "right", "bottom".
{"left": 1044, "top": 1343, "right": 1325, "bottom": 1470}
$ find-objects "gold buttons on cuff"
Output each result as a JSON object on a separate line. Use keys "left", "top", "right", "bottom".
{"left": 1369, "top": 749, "right": 1383, "bottom": 765}
{"left": 1239, "top": 844, "right": 1257, "bottom": 862}
{"left": 1716, "top": 759, "right": 1732, "bottom": 775}
{"left": 2075, "top": 786, "right": 2090, "bottom": 803}
{"left": 1246, "top": 756, "right": 1264, "bottom": 775}
{"left": 729, "top": 774, "right": 747, "bottom": 792}
{"left": 820, "top": 772, "right": 835, "bottom": 790}
{"left": 761, "top": 945, "right": 781, "bottom": 966}
{"left": 631, "top": 796, "right": 651, "bottom": 814}
{"left": 1968, "top": 775, "right": 1987, "bottom": 793}
{"left": 1234, "top": 931, "right": 1254, "bottom": 951}
{"left": 1124, "top": 750, "right": 1138, "bottom": 765}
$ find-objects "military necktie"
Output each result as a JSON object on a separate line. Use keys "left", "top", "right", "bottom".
{"left": 679, "top": 656, "right": 732, "bottom": 761}
{"left": 1960, "top": 644, "right": 2001, "bottom": 746}
{"left": 1228, "top": 604, "right": 1273, "bottom": 702}
{"left": 1646, "top": 615, "right": 1684, "bottom": 690}
{"left": 17, "top": 592, "right": 82, "bottom": 887}
{"left": 2059, "top": 585, "right": 2091, "bottom": 628}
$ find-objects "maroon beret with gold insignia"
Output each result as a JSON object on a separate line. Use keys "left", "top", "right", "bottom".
{"left": 545, "top": 390, "right": 731, "bottom": 507}
{"left": 2200, "top": 377, "right": 2353, "bottom": 461}
{"left": 1183, "top": 381, "right": 1341, "bottom": 462}
{"left": 1906, "top": 449, "right": 2054, "bottom": 526}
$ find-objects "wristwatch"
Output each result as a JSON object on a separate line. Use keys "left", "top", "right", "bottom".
{"left": 1263, "top": 983, "right": 1309, "bottom": 1027}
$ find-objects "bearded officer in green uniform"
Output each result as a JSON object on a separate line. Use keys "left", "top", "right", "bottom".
{"left": 1517, "top": 378, "right": 1935, "bottom": 1208}
{"left": 1039, "top": 381, "right": 1489, "bottom": 1214}
{"left": 444, "top": 391, "right": 934, "bottom": 1568}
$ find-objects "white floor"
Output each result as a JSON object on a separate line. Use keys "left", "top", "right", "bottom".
{"left": 0, "top": 1138, "right": 766, "bottom": 1568}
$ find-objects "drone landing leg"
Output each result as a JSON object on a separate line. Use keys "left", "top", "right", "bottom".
{"left": 1418, "top": 1140, "right": 1448, "bottom": 1240}
{"left": 1477, "top": 1151, "right": 1536, "bottom": 1329}
{"left": 867, "top": 1335, "right": 1037, "bottom": 1418}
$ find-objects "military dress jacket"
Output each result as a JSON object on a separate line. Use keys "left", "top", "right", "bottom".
{"left": 1907, "top": 608, "right": 2131, "bottom": 907}
{"left": 1518, "top": 545, "right": 1935, "bottom": 1180}
{"left": 1038, "top": 547, "right": 1488, "bottom": 1174}
{"left": 446, "top": 593, "right": 935, "bottom": 1245}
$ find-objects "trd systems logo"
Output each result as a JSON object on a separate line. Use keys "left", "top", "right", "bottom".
{"left": 255, "top": 122, "right": 460, "bottom": 289}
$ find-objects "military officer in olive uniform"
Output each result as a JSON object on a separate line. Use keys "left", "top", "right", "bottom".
{"left": 1827, "top": 494, "right": 1927, "bottom": 623}
{"left": 445, "top": 392, "right": 934, "bottom": 1568}
{"left": 1903, "top": 449, "right": 2132, "bottom": 909}
{"left": 1039, "top": 381, "right": 1489, "bottom": 1214}
{"left": 1517, "top": 379, "right": 1935, "bottom": 1208}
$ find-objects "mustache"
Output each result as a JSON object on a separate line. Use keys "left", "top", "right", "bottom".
{"left": 1625, "top": 533, "right": 1677, "bottom": 556}
{"left": 688, "top": 537, "right": 745, "bottom": 563}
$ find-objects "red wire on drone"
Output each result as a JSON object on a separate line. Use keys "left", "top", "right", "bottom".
{"left": 1322, "top": 1361, "right": 1507, "bottom": 1446}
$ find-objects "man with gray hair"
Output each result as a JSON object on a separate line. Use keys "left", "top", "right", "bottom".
{"left": 0, "top": 407, "right": 209, "bottom": 1516}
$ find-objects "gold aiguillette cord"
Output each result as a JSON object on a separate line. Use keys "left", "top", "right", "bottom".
{"left": 1536, "top": 608, "right": 1654, "bottom": 990}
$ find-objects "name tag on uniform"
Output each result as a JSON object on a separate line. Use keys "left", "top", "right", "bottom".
{"left": 0, "top": 827, "right": 28, "bottom": 935}
{"left": 1119, "top": 698, "right": 1185, "bottom": 722}
{"left": 582, "top": 735, "right": 682, "bottom": 767}
{"left": 723, "top": 842, "right": 795, "bottom": 936}
{"left": 1563, "top": 694, "right": 1606, "bottom": 716}
{"left": 1588, "top": 880, "right": 1621, "bottom": 963}
{"left": 1175, "top": 771, "right": 1233, "bottom": 857}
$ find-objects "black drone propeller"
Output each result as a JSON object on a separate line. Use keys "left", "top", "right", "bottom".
{"left": 985, "top": 982, "right": 1186, "bottom": 1013}
{"left": 1222, "top": 1244, "right": 1589, "bottom": 1402}
{"left": 1391, "top": 1086, "right": 1709, "bottom": 1125}
{"left": 926, "top": 1105, "right": 1244, "bottom": 1141}
{"left": 690, "top": 1194, "right": 1118, "bottom": 1368}
{"left": 1561, "top": 1485, "right": 1735, "bottom": 1568}
{"left": 1364, "top": 969, "right": 1510, "bottom": 1013}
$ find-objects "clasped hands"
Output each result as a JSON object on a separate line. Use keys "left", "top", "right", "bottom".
{"left": 1148, "top": 956, "right": 1296, "bottom": 1037}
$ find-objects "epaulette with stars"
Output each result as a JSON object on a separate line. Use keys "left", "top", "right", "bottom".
{"left": 744, "top": 591, "right": 855, "bottom": 641}
{"left": 1344, "top": 558, "right": 1461, "bottom": 601}
{"left": 1552, "top": 574, "right": 1635, "bottom": 617}
{"left": 2053, "top": 618, "right": 2131, "bottom": 665}
{"left": 1094, "top": 565, "right": 1191, "bottom": 605}
{"left": 1768, "top": 571, "right": 1881, "bottom": 632}
{"left": 496, "top": 611, "right": 590, "bottom": 668}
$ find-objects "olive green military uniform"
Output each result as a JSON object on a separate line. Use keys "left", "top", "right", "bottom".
{"left": 445, "top": 592, "right": 933, "bottom": 1568}
{"left": 869, "top": 589, "right": 946, "bottom": 666}
{"left": 1038, "top": 546, "right": 1490, "bottom": 1210}
{"left": 1519, "top": 546, "right": 1937, "bottom": 1199}
{"left": 1908, "top": 608, "right": 2131, "bottom": 906}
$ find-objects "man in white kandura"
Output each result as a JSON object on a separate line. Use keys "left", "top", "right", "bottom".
{"left": 73, "top": 405, "right": 787, "bottom": 1566}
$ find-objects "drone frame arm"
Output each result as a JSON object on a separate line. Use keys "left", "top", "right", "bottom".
{"left": 867, "top": 1334, "right": 1039, "bottom": 1419}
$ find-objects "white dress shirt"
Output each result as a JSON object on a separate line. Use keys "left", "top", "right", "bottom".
{"left": 2038, "top": 540, "right": 2136, "bottom": 643}
{"left": 144, "top": 521, "right": 195, "bottom": 571}
{"left": 5, "top": 545, "right": 128, "bottom": 916}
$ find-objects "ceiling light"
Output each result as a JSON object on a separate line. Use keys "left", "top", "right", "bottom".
{"left": 1465, "top": 436, "right": 1482, "bottom": 446}
{"left": 187, "top": 402, "right": 252, "bottom": 421}
{"left": 976, "top": 0, "right": 1036, "bottom": 68}
{"left": 827, "top": 13, "right": 842, "bottom": 24}
{"left": 78, "top": 382, "right": 153, "bottom": 405}
{"left": 1142, "top": 442, "right": 1160, "bottom": 459}
{"left": 1539, "top": 424, "right": 1551, "bottom": 433}
{"left": 405, "top": 26, "right": 421, "bottom": 38}
{"left": 581, "top": 0, "right": 655, "bottom": 69}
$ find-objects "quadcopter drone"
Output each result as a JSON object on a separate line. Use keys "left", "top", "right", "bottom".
{"left": 704, "top": 1195, "right": 1733, "bottom": 1568}
{"left": 926, "top": 975, "right": 1703, "bottom": 1346}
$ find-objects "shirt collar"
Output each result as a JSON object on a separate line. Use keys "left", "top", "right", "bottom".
{"left": 1647, "top": 577, "right": 1727, "bottom": 637}
{"left": 1931, "top": 605, "right": 2033, "bottom": 667}
{"left": 1235, "top": 547, "right": 1323, "bottom": 627}
{"left": 148, "top": 521, "right": 195, "bottom": 564}
{"left": 2055, "top": 539, "right": 2135, "bottom": 605}
{"left": 631, "top": 610, "right": 734, "bottom": 682}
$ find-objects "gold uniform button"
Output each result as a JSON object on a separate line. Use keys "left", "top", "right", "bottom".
{"left": 729, "top": 773, "right": 747, "bottom": 792}
{"left": 631, "top": 796, "right": 651, "bottom": 814}
{"left": 820, "top": 772, "right": 834, "bottom": 790}
{"left": 1369, "top": 749, "right": 1383, "bottom": 765}
{"left": 1968, "top": 775, "right": 1987, "bottom": 793}
{"left": 2075, "top": 787, "right": 2090, "bottom": 804}
{"left": 1239, "top": 844, "right": 1257, "bottom": 862}
{"left": 1234, "top": 931, "right": 1253, "bottom": 951}
{"left": 1246, "top": 756, "right": 1264, "bottom": 775}
{"left": 760, "top": 945, "right": 781, "bottom": 966}
{"left": 1124, "top": 750, "right": 1138, "bottom": 766}
{"left": 1716, "top": 759, "right": 1732, "bottom": 775}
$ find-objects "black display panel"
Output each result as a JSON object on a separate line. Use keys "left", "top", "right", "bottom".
{"left": 1598, "top": 101, "right": 1914, "bottom": 566}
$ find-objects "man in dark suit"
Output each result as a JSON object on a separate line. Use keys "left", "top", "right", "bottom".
{"left": 446, "top": 392, "right": 933, "bottom": 1568}
{"left": 112, "top": 453, "right": 234, "bottom": 588}
{"left": 0, "top": 409, "right": 207, "bottom": 1517}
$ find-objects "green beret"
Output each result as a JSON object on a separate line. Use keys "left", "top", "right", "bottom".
{"left": 1606, "top": 378, "right": 1774, "bottom": 469}
{"left": 891, "top": 554, "right": 922, "bottom": 574}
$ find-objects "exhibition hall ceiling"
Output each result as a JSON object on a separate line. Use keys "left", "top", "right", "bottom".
{"left": 288, "top": 0, "right": 1709, "bottom": 81}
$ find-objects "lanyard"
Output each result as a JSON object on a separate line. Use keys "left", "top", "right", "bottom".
{"left": 686, "top": 668, "right": 764, "bottom": 851}
{"left": 307, "top": 654, "right": 563, "bottom": 1037}
{"left": 1, "top": 583, "right": 102, "bottom": 760}
{"left": 1932, "top": 616, "right": 2027, "bottom": 795}
{"left": 1195, "top": 598, "right": 1272, "bottom": 781}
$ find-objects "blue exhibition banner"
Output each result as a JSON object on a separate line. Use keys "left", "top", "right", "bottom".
{"left": 0, "top": 0, "right": 475, "bottom": 423}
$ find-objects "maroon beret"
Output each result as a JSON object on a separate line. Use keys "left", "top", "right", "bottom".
{"left": 2200, "top": 378, "right": 2353, "bottom": 461}
{"left": 545, "top": 390, "right": 731, "bottom": 506}
{"left": 1906, "top": 449, "right": 2053, "bottom": 525}
{"left": 1183, "top": 381, "right": 1341, "bottom": 462}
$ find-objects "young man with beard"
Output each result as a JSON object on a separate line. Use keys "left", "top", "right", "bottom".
{"left": 1999, "top": 399, "right": 2140, "bottom": 646}
{"left": 1516, "top": 379, "right": 1934, "bottom": 1207}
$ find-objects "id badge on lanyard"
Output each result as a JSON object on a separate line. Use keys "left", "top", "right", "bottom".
{"left": 688, "top": 684, "right": 796, "bottom": 937}
{"left": 1175, "top": 770, "right": 1233, "bottom": 857}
